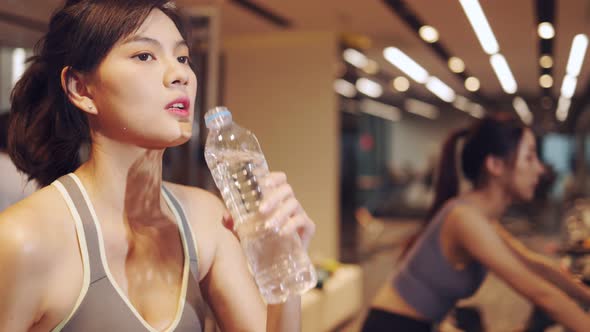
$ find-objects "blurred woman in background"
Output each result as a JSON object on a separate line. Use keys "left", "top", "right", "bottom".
{"left": 362, "top": 113, "right": 590, "bottom": 332}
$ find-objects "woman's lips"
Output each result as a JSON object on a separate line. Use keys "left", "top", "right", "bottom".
{"left": 167, "top": 107, "right": 189, "bottom": 117}
{"left": 165, "top": 96, "right": 190, "bottom": 118}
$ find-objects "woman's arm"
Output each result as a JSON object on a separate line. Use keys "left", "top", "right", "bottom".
{"left": 450, "top": 206, "right": 590, "bottom": 332}
{"left": 182, "top": 172, "right": 314, "bottom": 332}
{"left": 256, "top": 172, "right": 315, "bottom": 332}
{"left": 266, "top": 297, "right": 301, "bottom": 332}
{"left": 494, "top": 223, "right": 590, "bottom": 306}
{"left": 199, "top": 219, "right": 268, "bottom": 332}
{"left": 198, "top": 204, "right": 304, "bottom": 332}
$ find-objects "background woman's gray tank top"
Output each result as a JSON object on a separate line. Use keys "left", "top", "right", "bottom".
{"left": 393, "top": 199, "right": 488, "bottom": 322}
{"left": 51, "top": 174, "right": 209, "bottom": 332}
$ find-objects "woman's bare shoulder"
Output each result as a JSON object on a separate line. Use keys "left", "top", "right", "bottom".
{"left": 162, "top": 182, "right": 225, "bottom": 225}
{"left": 447, "top": 201, "right": 489, "bottom": 224}
{"left": 0, "top": 184, "right": 75, "bottom": 266}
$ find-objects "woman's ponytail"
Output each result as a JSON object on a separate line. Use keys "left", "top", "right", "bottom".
{"left": 427, "top": 127, "right": 469, "bottom": 220}
{"left": 400, "top": 127, "right": 469, "bottom": 258}
{"left": 8, "top": 53, "right": 88, "bottom": 187}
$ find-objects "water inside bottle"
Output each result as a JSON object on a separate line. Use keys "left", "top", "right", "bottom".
{"left": 206, "top": 149, "right": 317, "bottom": 303}
{"left": 238, "top": 226, "right": 318, "bottom": 303}
{"left": 206, "top": 150, "right": 267, "bottom": 225}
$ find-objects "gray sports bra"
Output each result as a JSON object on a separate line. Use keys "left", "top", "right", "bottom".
{"left": 51, "top": 173, "right": 208, "bottom": 332}
{"left": 393, "top": 199, "right": 488, "bottom": 322}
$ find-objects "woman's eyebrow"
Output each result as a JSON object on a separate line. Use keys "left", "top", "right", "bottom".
{"left": 122, "top": 35, "right": 188, "bottom": 50}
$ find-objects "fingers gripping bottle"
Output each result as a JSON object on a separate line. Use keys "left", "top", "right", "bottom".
{"left": 204, "top": 106, "right": 317, "bottom": 304}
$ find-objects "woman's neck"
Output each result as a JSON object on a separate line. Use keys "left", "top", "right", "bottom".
{"left": 75, "top": 138, "right": 167, "bottom": 225}
{"left": 461, "top": 184, "right": 512, "bottom": 221}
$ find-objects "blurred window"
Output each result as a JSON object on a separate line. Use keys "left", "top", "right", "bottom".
{"left": 0, "top": 47, "right": 32, "bottom": 112}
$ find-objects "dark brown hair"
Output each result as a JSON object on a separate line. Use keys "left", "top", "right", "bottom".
{"left": 428, "top": 112, "right": 526, "bottom": 219}
{"left": 401, "top": 112, "right": 526, "bottom": 258}
{"left": 9, "top": 0, "right": 187, "bottom": 187}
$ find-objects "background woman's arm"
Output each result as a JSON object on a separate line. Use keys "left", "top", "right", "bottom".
{"left": 495, "top": 223, "right": 590, "bottom": 306}
{"left": 451, "top": 206, "right": 590, "bottom": 332}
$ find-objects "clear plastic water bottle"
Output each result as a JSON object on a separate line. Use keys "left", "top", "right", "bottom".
{"left": 204, "top": 106, "right": 317, "bottom": 304}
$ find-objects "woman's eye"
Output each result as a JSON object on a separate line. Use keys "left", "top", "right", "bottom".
{"left": 178, "top": 56, "right": 189, "bottom": 64}
{"left": 135, "top": 53, "right": 154, "bottom": 61}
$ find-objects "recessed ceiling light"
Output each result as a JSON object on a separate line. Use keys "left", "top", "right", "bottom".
{"left": 392, "top": 76, "right": 410, "bottom": 92}
{"left": 539, "top": 55, "right": 553, "bottom": 68}
{"left": 448, "top": 57, "right": 465, "bottom": 73}
{"left": 465, "top": 76, "right": 480, "bottom": 92}
{"left": 539, "top": 74, "right": 553, "bottom": 88}
{"left": 419, "top": 25, "right": 439, "bottom": 43}
{"left": 538, "top": 22, "right": 555, "bottom": 39}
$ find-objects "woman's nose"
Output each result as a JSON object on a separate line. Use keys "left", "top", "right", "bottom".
{"left": 164, "top": 59, "right": 189, "bottom": 87}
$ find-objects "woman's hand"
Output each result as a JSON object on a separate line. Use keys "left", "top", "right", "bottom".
{"left": 222, "top": 172, "right": 315, "bottom": 249}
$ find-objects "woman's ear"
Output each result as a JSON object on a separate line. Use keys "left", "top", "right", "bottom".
{"left": 484, "top": 155, "right": 506, "bottom": 178}
{"left": 60, "top": 66, "right": 97, "bottom": 115}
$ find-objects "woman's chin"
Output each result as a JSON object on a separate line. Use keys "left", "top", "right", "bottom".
{"left": 166, "top": 124, "right": 193, "bottom": 146}
{"left": 179, "top": 123, "right": 193, "bottom": 139}
{"left": 168, "top": 134, "right": 191, "bottom": 147}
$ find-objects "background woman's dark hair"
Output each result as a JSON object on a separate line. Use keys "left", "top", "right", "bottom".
{"left": 9, "top": 0, "right": 188, "bottom": 187}
{"left": 428, "top": 112, "right": 526, "bottom": 219}
{"left": 400, "top": 112, "right": 526, "bottom": 258}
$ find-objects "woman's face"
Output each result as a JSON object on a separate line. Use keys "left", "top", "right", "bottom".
{"left": 506, "top": 129, "right": 545, "bottom": 201}
{"left": 87, "top": 9, "right": 197, "bottom": 148}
